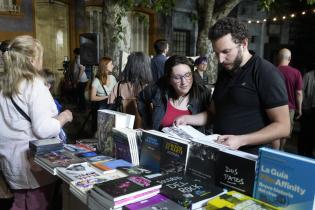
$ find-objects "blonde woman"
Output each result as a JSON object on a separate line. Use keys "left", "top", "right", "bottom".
{"left": 0, "top": 35, "right": 72, "bottom": 210}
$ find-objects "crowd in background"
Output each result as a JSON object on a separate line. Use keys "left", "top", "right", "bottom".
{"left": 0, "top": 17, "right": 315, "bottom": 210}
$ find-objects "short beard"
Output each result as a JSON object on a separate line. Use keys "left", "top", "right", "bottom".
{"left": 222, "top": 47, "right": 243, "bottom": 73}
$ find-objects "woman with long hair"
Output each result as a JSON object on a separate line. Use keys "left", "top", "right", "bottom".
{"left": 108, "top": 51, "right": 152, "bottom": 128}
{"left": 90, "top": 56, "right": 117, "bottom": 132}
{"left": 138, "top": 55, "right": 211, "bottom": 131}
{"left": 0, "top": 35, "right": 72, "bottom": 210}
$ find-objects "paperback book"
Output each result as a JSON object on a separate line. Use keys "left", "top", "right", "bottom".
{"left": 253, "top": 147, "right": 315, "bottom": 210}
{"left": 186, "top": 140, "right": 257, "bottom": 196}
{"left": 123, "top": 194, "right": 187, "bottom": 210}
{"left": 34, "top": 149, "right": 84, "bottom": 175}
{"left": 113, "top": 127, "right": 140, "bottom": 166}
{"left": 93, "top": 175, "right": 162, "bottom": 202}
{"left": 56, "top": 162, "right": 103, "bottom": 183}
{"left": 206, "top": 190, "right": 279, "bottom": 210}
{"left": 29, "top": 138, "right": 63, "bottom": 155}
{"left": 92, "top": 159, "right": 133, "bottom": 172}
{"left": 70, "top": 170, "right": 127, "bottom": 203}
{"left": 153, "top": 173, "right": 224, "bottom": 210}
{"left": 96, "top": 109, "right": 135, "bottom": 156}
{"left": 139, "top": 130, "right": 190, "bottom": 175}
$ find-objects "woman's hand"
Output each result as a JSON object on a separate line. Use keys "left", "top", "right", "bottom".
{"left": 173, "top": 115, "right": 190, "bottom": 126}
{"left": 57, "top": 109, "right": 73, "bottom": 127}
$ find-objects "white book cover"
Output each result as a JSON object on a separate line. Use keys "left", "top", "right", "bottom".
{"left": 98, "top": 109, "right": 135, "bottom": 129}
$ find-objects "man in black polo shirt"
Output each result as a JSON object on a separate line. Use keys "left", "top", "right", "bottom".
{"left": 174, "top": 18, "right": 290, "bottom": 154}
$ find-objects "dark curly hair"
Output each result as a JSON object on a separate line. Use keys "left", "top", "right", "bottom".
{"left": 208, "top": 17, "right": 250, "bottom": 44}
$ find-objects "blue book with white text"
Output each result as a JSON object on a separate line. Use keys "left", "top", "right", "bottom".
{"left": 253, "top": 147, "right": 315, "bottom": 210}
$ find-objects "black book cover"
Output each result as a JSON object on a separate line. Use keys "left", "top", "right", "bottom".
{"left": 185, "top": 142, "right": 219, "bottom": 183}
{"left": 215, "top": 150, "right": 257, "bottom": 196}
{"left": 153, "top": 173, "right": 224, "bottom": 209}
{"left": 94, "top": 175, "right": 161, "bottom": 201}
{"left": 160, "top": 137, "right": 189, "bottom": 175}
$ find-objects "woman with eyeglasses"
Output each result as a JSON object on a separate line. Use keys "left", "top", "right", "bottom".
{"left": 138, "top": 55, "right": 211, "bottom": 131}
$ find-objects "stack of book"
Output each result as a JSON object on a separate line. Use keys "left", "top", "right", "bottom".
{"left": 89, "top": 175, "right": 162, "bottom": 209}
{"left": 123, "top": 194, "right": 187, "bottom": 210}
{"left": 34, "top": 149, "right": 84, "bottom": 175}
{"left": 70, "top": 170, "right": 127, "bottom": 203}
{"left": 56, "top": 162, "right": 103, "bottom": 183}
{"left": 29, "top": 138, "right": 63, "bottom": 155}
{"left": 153, "top": 173, "right": 225, "bottom": 210}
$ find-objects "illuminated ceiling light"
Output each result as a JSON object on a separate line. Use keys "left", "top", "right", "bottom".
{"left": 282, "top": 16, "right": 286, "bottom": 19}
{"left": 273, "top": 17, "right": 277, "bottom": 21}
{"left": 248, "top": 20, "right": 252, "bottom": 23}
{"left": 313, "top": 9, "right": 315, "bottom": 13}
{"left": 302, "top": 11, "right": 306, "bottom": 15}
{"left": 263, "top": 18, "right": 267, "bottom": 22}
{"left": 256, "top": 20, "right": 260, "bottom": 23}
{"left": 290, "top": 14, "right": 295, "bottom": 18}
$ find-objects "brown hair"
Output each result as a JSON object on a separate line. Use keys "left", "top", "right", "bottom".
{"left": 96, "top": 56, "right": 112, "bottom": 85}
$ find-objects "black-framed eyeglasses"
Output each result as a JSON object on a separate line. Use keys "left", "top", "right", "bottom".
{"left": 171, "top": 72, "right": 192, "bottom": 83}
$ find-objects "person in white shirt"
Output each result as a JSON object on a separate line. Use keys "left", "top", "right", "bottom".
{"left": 90, "top": 56, "right": 117, "bottom": 133}
{"left": 0, "top": 35, "right": 73, "bottom": 210}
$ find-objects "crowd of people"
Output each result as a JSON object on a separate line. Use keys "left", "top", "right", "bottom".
{"left": 0, "top": 17, "right": 315, "bottom": 209}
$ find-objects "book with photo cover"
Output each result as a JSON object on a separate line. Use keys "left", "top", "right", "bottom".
{"left": 153, "top": 173, "right": 224, "bottom": 210}
{"left": 93, "top": 175, "right": 162, "bottom": 201}
{"left": 34, "top": 150, "right": 84, "bottom": 175}
{"left": 186, "top": 140, "right": 257, "bottom": 196}
{"left": 160, "top": 135, "right": 190, "bottom": 174}
{"left": 123, "top": 194, "right": 187, "bottom": 210}
{"left": 70, "top": 170, "right": 127, "bottom": 203}
{"left": 206, "top": 190, "right": 279, "bottom": 210}
{"left": 253, "top": 147, "right": 315, "bottom": 209}
{"left": 96, "top": 109, "right": 135, "bottom": 156}
{"left": 56, "top": 162, "right": 103, "bottom": 183}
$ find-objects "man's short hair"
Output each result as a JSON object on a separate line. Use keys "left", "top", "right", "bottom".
{"left": 154, "top": 39, "right": 168, "bottom": 54}
{"left": 208, "top": 17, "right": 250, "bottom": 44}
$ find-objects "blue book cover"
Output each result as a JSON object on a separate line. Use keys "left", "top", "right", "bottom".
{"left": 139, "top": 132, "right": 162, "bottom": 173}
{"left": 113, "top": 132, "right": 132, "bottom": 163}
{"left": 253, "top": 147, "right": 315, "bottom": 210}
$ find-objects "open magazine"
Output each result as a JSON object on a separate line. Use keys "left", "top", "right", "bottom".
{"left": 161, "top": 125, "right": 228, "bottom": 150}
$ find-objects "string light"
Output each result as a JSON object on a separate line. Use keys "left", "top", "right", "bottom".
{"left": 246, "top": 8, "right": 315, "bottom": 24}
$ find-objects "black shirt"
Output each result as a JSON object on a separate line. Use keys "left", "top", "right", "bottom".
{"left": 212, "top": 54, "right": 288, "bottom": 137}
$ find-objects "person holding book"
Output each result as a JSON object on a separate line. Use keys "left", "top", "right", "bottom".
{"left": 174, "top": 18, "right": 290, "bottom": 154}
{"left": 90, "top": 56, "right": 117, "bottom": 133}
{"left": 138, "top": 55, "right": 211, "bottom": 132}
{"left": 0, "top": 35, "right": 73, "bottom": 210}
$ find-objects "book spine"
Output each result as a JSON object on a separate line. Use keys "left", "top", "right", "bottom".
{"left": 252, "top": 149, "right": 262, "bottom": 198}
